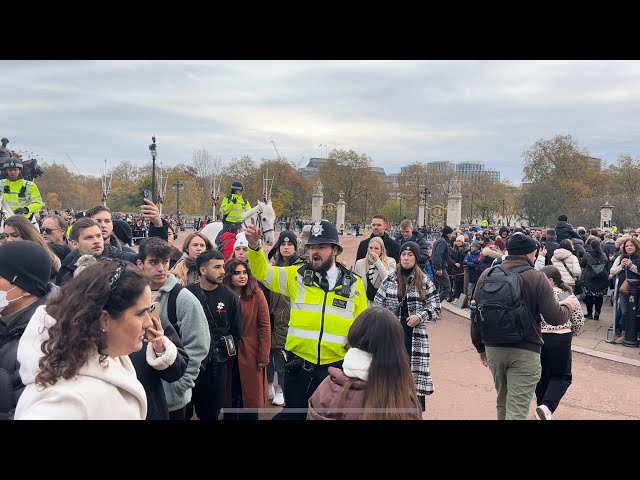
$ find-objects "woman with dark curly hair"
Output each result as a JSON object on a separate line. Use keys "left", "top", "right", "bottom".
{"left": 14, "top": 260, "right": 154, "bottom": 419}
{"left": 223, "top": 258, "right": 270, "bottom": 419}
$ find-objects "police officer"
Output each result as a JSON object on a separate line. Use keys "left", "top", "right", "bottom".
{"left": 245, "top": 219, "right": 367, "bottom": 419}
{"left": 216, "top": 181, "right": 251, "bottom": 245}
{"left": 0, "top": 157, "right": 43, "bottom": 220}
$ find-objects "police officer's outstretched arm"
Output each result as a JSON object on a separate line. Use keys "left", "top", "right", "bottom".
{"left": 245, "top": 219, "right": 291, "bottom": 298}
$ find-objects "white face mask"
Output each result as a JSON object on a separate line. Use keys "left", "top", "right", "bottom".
{"left": 0, "top": 286, "right": 20, "bottom": 315}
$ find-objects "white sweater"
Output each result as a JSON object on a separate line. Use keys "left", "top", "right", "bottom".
{"left": 15, "top": 305, "right": 147, "bottom": 420}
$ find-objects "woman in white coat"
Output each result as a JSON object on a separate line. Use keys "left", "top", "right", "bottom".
{"left": 354, "top": 236, "right": 396, "bottom": 307}
{"left": 15, "top": 260, "right": 158, "bottom": 420}
{"left": 551, "top": 239, "right": 582, "bottom": 292}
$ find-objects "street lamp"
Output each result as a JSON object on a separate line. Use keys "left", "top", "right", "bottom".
{"left": 421, "top": 188, "right": 431, "bottom": 228}
{"left": 149, "top": 135, "right": 157, "bottom": 204}
{"left": 173, "top": 181, "right": 185, "bottom": 222}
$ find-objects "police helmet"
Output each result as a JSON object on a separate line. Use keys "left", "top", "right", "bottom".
{"left": 3, "top": 158, "right": 23, "bottom": 169}
{"left": 231, "top": 181, "right": 244, "bottom": 191}
{"left": 306, "top": 220, "right": 343, "bottom": 255}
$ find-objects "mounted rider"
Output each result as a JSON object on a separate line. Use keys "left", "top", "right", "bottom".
{"left": 216, "top": 181, "right": 251, "bottom": 244}
{"left": 0, "top": 155, "right": 43, "bottom": 221}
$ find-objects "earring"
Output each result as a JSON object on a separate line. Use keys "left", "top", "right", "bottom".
{"left": 102, "top": 328, "right": 106, "bottom": 333}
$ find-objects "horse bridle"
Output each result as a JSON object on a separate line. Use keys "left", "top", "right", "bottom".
{"left": 243, "top": 206, "right": 273, "bottom": 240}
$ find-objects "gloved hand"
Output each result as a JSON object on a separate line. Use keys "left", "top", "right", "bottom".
{"left": 13, "top": 207, "right": 29, "bottom": 215}
{"left": 231, "top": 197, "right": 237, "bottom": 204}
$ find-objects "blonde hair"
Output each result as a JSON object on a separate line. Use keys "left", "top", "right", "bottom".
{"left": 368, "top": 236, "right": 391, "bottom": 269}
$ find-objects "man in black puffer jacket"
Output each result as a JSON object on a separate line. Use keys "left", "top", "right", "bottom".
{"left": 0, "top": 242, "right": 56, "bottom": 420}
{"left": 555, "top": 214, "right": 581, "bottom": 242}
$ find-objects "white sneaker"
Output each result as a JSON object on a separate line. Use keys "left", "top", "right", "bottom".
{"left": 268, "top": 383, "right": 275, "bottom": 400}
{"left": 273, "top": 385, "right": 285, "bottom": 406}
{"left": 535, "top": 404, "right": 553, "bottom": 420}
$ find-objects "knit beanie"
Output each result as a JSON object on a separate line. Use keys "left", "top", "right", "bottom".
{"left": 0, "top": 242, "right": 52, "bottom": 296}
{"left": 506, "top": 233, "right": 538, "bottom": 256}
{"left": 268, "top": 230, "right": 298, "bottom": 260}
{"left": 441, "top": 226, "right": 453, "bottom": 236}
{"left": 558, "top": 214, "right": 568, "bottom": 222}
{"left": 233, "top": 232, "right": 249, "bottom": 249}
{"left": 399, "top": 241, "right": 420, "bottom": 259}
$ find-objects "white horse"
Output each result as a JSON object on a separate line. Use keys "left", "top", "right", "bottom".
{"left": 199, "top": 199, "right": 276, "bottom": 247}
{"left": 0, "top": 195, "right": 14, "bottom": 235}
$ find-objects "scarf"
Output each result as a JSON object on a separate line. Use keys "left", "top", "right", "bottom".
{"left": 366, "top": 262, "right": 378, "bottom": 301}
{"left": 182, "top": 254, "right": 197, "bottom": 270}
{"left": 342, "top": 347, "right": 372, "bottom": 381}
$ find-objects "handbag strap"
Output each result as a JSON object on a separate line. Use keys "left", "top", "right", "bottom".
{"left": 560, "top": 258, "right": 578, "bottom": 281}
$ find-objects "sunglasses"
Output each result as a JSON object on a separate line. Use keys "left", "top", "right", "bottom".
{"left": 43, "top": 228, "right": 62, "bottom": 235}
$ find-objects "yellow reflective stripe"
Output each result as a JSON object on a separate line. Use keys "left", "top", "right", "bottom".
{"left": 287, "top": 327, "right": 346, "bottom": 348}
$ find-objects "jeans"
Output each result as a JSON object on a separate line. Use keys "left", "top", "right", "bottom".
{"left": 267, "top": 348, "right": 286, "bottom": 387}
{"left": 435, "top": 270, "right": 451, "bottom": 302}
{"left": 535, "top": 333, "right": 572, "bottom": 413}
{"left": 186, "top": 361, "right": 227, "bottom": 420}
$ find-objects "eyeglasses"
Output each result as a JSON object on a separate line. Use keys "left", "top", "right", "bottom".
{"left": 43, "top": 228, "right": 62, "bottom": 235}
{"left": 108, "top": 261, "right": 127, "bottom": 290}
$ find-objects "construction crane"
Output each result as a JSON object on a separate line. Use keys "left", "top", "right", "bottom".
{"left": 271, "top": 140, "right": 281, "bottom": 160}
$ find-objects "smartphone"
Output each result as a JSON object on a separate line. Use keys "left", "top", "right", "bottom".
{"left": 557, "top": 291, "right": 570, "bottom": 301}
{"left": 141, "top": 189, "right": 152, "bottom": 201}
{"left": 145, "top": 301, "right": 161, "bottom": 340}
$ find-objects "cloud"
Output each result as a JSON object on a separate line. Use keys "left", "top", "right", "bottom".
{"left": 2, "top": 60, "right": 640, "bottom": 183}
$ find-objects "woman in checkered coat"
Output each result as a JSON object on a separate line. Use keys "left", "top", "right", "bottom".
{"left": 374, "top": 241, "right": 441, "bottom": 411}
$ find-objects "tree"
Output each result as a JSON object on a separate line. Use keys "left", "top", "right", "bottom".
{"left": 516, "top": 182, "right": 565, "bottom": 227}
{"left": 522, "top": 134, "right": 602, "bottom": 208}
{"left": 45, "top": 192, "right": 62, "bottom": 211}
{"left": 318, "top": 149, "right": 385, "bottom": 221}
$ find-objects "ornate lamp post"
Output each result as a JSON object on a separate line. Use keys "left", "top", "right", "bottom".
{"left": 421, "top": 188, "right": 431, "bottom": 228}
{"left": 149, "top": 136, "right": 157, "bottom": 203}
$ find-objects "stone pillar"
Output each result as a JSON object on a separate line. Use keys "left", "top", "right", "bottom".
{"left": 312, "top": 190, "right": 324, "bottom": 222}
{"left": 418, "top": 201, "right": 426, "bottom": 228}
{"left": 336, "top": 197, "right": 346, "bottom": 231}
{"left": 447, "top": 192, "right": 462, "bottom": 228}
{"left": 600, "top": 201, "right": 614, "bottom": 229}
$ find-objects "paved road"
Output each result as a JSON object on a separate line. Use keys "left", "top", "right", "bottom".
{"left": 173, "top": 227, "right": 640, "bottom": 419}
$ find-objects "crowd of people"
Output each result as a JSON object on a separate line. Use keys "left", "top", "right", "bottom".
{"left": 0, "top": 153, "right": 636, "bottom": 421}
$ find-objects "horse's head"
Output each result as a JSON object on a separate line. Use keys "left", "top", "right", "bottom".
{"left": 257, "top": 200, "right": 276, "bottom": 246}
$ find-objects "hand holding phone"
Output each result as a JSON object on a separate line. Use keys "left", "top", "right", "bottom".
{"left": 141, "top": 189, "right": 152, "bottom": 201}
{"left": 557, "top": 291, "right": 570, "bottom": 301}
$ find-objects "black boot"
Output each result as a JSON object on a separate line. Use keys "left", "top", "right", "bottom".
{"left": 594, "top": 312, "right": 600, "bottom": 320}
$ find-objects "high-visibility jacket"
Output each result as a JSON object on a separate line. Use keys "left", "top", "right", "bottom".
{"left": 248, "top": 246, "right": 367, "bottom": 365}
{"left": 0, "top": 178, "right": 43, "bottom": 217}
{"left": 220, "top": 193, "right": 251, "bottom": 224}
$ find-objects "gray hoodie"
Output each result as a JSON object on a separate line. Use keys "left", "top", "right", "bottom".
{"left": 158, "top": 274, "right": 210, "bottom": 412}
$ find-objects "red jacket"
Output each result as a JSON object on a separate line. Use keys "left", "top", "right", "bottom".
{"left": 219, "top": 231, "right": 237, "bottom": 260}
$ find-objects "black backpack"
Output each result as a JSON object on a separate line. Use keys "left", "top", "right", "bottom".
{"left": 166, "top": 284, "right": 184, "bottom": 335}
{"left": 473, "top": 265, "right": 533, "bottom": 344}
{"left": 582, "top": 257, "right": 609, "bottom": 291}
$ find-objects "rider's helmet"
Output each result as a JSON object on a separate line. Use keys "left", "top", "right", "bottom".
{"left": 3, "top": 158, "right": 23, "bottom": 170}
{"left": 231, "top": 181, "right": 244, "bottom": 191}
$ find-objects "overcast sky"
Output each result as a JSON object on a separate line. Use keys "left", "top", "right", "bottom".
{"left": 2, "top": 60, "right": 639, "bottom": 184}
